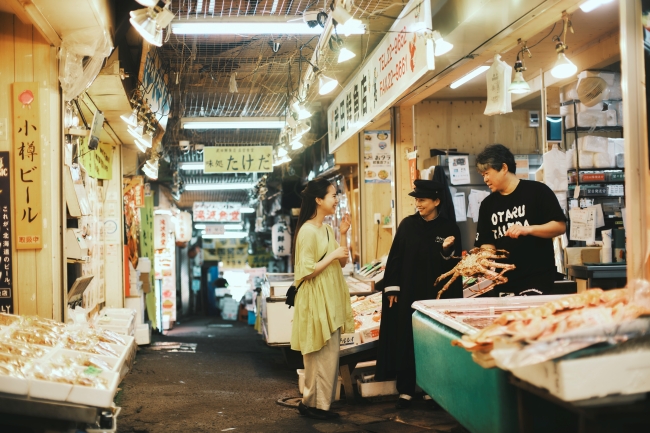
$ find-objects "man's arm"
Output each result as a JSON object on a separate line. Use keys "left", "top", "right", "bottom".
{"left": 504, "top": 220, "right": 566, "bottom": 239}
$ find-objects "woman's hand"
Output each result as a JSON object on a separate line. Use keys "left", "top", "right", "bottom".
{"left": 331, "top": 246, "right": 349, "bottom": 260}
{"left": 442, "top": 236, "right": 455, "bottom": 250}
{"left": 340, "top": 213, "right": 351, "bottom": 235}
{"left": 388, "top": 295, "right": 397, "bottom": 307}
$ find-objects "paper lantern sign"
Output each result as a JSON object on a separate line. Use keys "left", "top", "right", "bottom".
{"left": 175, "top": 211, "right": 192, "bottom": 243}
{"left": 154, "top": 214, "right": 171, "bottom": 250}
{"left": 271, "top": 223, "right": 291, "bottom": 257}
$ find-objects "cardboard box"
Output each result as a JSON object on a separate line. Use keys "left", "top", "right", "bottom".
{"left": 564, "top": 247, "right": 602, "bottom": 267}
{"left": 139, "top": 272, "right": 151, "bottom": 294}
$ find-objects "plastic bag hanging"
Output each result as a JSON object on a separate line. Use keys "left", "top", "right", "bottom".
{"left": 484, "top": 54, "right": 512, "bottom": 116}
{"left": 58, "top": 28, "right": 113, "bottom": 101}
{"left": 543, "top": 144, "right": 569, "bottom": 192}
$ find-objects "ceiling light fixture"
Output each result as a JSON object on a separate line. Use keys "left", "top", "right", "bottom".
{"left": 195, "top": 223, "right": 244, "bottom": 231}
{"left": 551, "top": 11, "right": 577, "bottom": 79}
{"left": 291, "top": 138, "right": 304, "bottom": 150}
{"left": 240, "top": 207, "right": 255, "bottom": 213}
{"left": 319, "top": 74, "right": 338, "bottom": 95}
{"left": 338, "top": 47, "right": 356, "bottom": 63}
{"left": 128, "top": 124, "right": 144, "bottom": 139}
{"left": 142, "top": 158, "right": 159, "bottom": 179}
{"left": 292, "top": 102, "right": 312, "bottom": 120}
{"left": 181, "top": 117, "right": 285, "bottom": 129}
{"left": 277, "top": 146, "right": 288, "bottom": 158}
{"left": 179, "top": 161, "right": 204, "bottom": 170}
{"left": 184, "top": 182, "right": 256, "bottom": 191}
{"left": 450, "top": 65, "right": 490, "bottom": 89}
{"left": 130, "top": 0, "right": 174, "bottom": 47}
{"left": 120, "top": 108, "right": 139, "bottom": 127}
{"left": 579, "top": 0, "right": 614, "bottom": 13}
{"left": 431, "top": 30, "right": 453, "bottom": 56}
{"left": 508, "top": 41, "right": 531, "bottom": 94}
{"left": 171, "top": 18, "right": 322, "bottom": 35}
{"left": 336, "top": 19, "right": 365, "bottom": 36}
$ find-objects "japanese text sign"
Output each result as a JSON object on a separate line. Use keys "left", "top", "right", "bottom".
{"left": 203, "top": 146, "right": 273, "bottom": 174}
{"left": 123, "top": 176, "right": 145, "bottom": 208}
{"left": 13, "top": 83, "right": 43, "bottom": 249}
{"left": 80, "top": 137, "right": 113, "bottom": 180}
{"left": 193, "top": 202, "right": 242, "bottom": 223}
{"left": 327, "top": 0, "right": 432, "bottom": 153}
{"left": 0, "top": 152, "right": 14, "bottom": 313}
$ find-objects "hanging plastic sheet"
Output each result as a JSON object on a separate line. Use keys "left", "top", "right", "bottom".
{"left": 59, "top": 28, "right": 112, "bottom": 101}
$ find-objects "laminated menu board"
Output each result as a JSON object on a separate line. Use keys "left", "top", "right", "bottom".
{"left": 363, "top": 130, "right": 392, "bottom": 183}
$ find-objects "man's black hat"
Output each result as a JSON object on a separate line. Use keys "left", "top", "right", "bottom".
{"left": 408, "top": 179, "right": 445, "bottom": 200}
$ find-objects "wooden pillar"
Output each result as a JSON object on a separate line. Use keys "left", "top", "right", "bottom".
{"left": 395, "top": 105, "right": 415, "bottom": 225}
{"left": 620, "top": 0, "right": 650, "bottom": 280}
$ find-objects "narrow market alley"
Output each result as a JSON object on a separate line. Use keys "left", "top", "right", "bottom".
{"left": 117, "top": 317, "right": 465, "bottom": 433}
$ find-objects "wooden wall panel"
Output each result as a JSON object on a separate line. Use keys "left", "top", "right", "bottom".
{"left": 13, "top": 17, "right": 38, "bottom": 316}
{"left": 0, "top": 14, "right": 62, "bottom": 318}
{"left": 415, "top": 100, "right": 539, "bottom": 158}
{"left": 0, "top": 14, "right": 16, "bottom": 313}
{"left": 396, "top": 106, "right": 414, "bottom": 226}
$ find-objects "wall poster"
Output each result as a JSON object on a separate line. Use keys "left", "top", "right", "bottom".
{"left": 363, "top": 130, "right": 392, "bottom": 183}
{"left": 0, "top": 152, "right": 13, "bottom": 313}
{"left": 13, "top": 83, "right": 42, "bottom": 249}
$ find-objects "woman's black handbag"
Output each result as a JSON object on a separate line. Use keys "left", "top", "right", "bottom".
{"left": 285, "top": 229, "right": 329, "bottom": 308}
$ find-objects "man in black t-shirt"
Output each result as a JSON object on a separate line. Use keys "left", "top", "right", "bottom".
{"left": 474, "top": 144, "right": 566, "bottom": 296}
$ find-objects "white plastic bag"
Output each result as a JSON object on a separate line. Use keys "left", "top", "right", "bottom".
{"left": 484, "top": 54, "right": 512, "bottom": 116}
{"left": 59, "top": 28, "right": 113, "bottom": 101}
{"left": 543, "top": 145, "right": 568, "bottom": 192}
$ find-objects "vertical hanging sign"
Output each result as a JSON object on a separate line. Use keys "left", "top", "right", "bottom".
{"left": 0, "top": 152, "right": 13, "bottom": 313}
{"left": 13, "top": 83, "right": 42, "bottom": 249}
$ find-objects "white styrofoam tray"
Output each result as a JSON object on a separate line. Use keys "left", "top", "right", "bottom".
{"left": 67, "top": 369, "right": 119, "bottom": 408}
{"left": 356, "top": 379, "right": 398, "bottom": 397}
{"left": 509, "top": 340, "right": 650, "bottom": 403}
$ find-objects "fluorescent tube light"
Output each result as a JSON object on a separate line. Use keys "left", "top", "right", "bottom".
{"left": 181, "top": 117, "right": 285, "bottom": 129}
{"left": 580, "top": 0, "right": 614, "bottom": 13}
{"left": 240, "top": 207, "right": 255, "bottom": 213}
{"left": 195, "top": 224, "right": 244, "bottom": 230}
{"left": 450, "top": 65, "right": 490, "bottom": 89}
{"left": 179, "top": 161, "right": 204, "bottom": 170}
{"left": 171, "top": 20, "right": 323, "bottom": 35}
{"left": 202, "top": 232, "right": 249, "bottom": 239}
{"left": 185, "top": 183, "right": 256, "bottom": 191}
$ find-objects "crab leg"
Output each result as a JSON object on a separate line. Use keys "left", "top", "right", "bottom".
{"left": 435, "top": 267, "right": 457, "bottom": 285}
{"left": 436, "top": 272, "right": 459, "bottom": 299}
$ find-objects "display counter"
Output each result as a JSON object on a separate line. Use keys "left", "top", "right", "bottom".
{"left": 567, "top": 264, "right": 627, "bottom": 290}
{"left": 260, "top": 273, "right": 374, "bottom": 346}
{"left": 411, "top": 296, "right": 562, "bottom": 433}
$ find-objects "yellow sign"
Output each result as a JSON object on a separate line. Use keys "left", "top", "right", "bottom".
{"left": 13, "top": 83, "right": 42, "bottom": 249}
{"left": 203, "top": 239, "right": 249, "bottom": 268}
{"left": 203, "top": 146, "right": 273, "bottom": 173}
{"left": 80, "top": 137, "right": 113, "bottom": 180}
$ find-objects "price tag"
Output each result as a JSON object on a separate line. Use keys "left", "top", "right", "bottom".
{"left": 573, "top": 185, "right": 580, "bottom": 199}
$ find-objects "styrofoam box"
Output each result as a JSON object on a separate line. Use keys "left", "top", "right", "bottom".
{"left": 29, "top": 377, "right": 73, "bottom": 401}
{"left": 135, "top": 323, "right": 151, "bottom": 345}
{"left": 51, "top": 348, "right": 120, "bottom": 372}
{"left": 96, "top": 315, "right": 135, "bottom": 336}
{"left": 510, "top": 348, "right": 650, "bottom": 402}
{"left": 67, "top": 369, "right": 119, "bottom": 408}
{"left": 356, "top": 379, "right": 398, "bottom": 397}
{"left": 0, "top": 375, "right": 29, "bottom": 395}
{"left": 359, "top": 325, "right": 380, "bottom": 343}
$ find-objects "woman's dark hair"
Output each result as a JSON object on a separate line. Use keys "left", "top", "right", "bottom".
{"left": 291, "top": 178, "right": 333, "bottom": 268}
{"left": 476, "top": 144, "right": 516, "bottom": 174}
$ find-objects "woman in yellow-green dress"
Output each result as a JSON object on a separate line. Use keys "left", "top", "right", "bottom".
{"left": 291, "top": 178, "right": 354, "bottom": 420}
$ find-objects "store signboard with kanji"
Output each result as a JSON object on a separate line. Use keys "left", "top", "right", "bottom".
{"left": 327, "top": 0, "right": 433, "bottom": 153}
{"left": 13, "top": 83, "right": 42, "bottom": 249}
{"left": 203, "top": 146, "right": 272, "bottom": 173}
{"left": 123, "top": 176, "right": 145, "bottom": 208}
{"left": 0, "top": 152, "right": 13, "bottom": 313}
{"left": 193, "top": 202, "right": 242, "bottom": 222}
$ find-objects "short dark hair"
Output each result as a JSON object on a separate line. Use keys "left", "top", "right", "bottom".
{"left": 476, "top": 144, "right": 516, "bottom": 174}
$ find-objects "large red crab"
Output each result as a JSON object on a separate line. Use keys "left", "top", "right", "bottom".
{"left": 434, "top": 247, "right": 515, "bottom": 299}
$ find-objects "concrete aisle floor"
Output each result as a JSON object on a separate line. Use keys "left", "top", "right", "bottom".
{"left": 117, "top": 316, "right": 467, "bottom": 433}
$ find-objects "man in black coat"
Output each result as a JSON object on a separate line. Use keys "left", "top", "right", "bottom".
{"left": 375, "top": 180, "right": 462, "bottom": 409}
